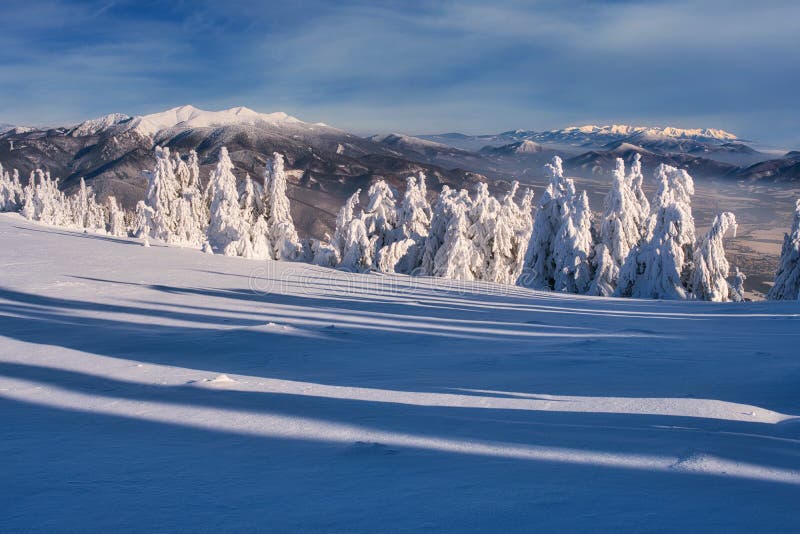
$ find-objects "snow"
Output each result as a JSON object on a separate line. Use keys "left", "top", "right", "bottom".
{"left": 68, "top": 105, "right": 313, "bottom": 139}
{"left": 561, "top": 124, "right": 738, "bottom": 141}
{"left": 1, "top": 213, "right": 799, "bottom": 531}
{"left": 514, "top": 140, "right": 542, "bottom": 154}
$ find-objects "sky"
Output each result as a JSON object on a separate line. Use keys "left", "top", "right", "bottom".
{"left": 1, "top": 0, "right": 798, "bottom": 146}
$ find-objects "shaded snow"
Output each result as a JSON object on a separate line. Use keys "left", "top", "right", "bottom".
{"left": 0, "top": 213, "right": 798, "bottom": 532}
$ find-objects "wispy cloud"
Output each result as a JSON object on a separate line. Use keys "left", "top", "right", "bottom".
{"left": 0, "top": 0, "right": 797, "bottom": 144}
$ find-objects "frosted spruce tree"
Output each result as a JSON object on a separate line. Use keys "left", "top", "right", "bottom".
{"left": 143, "top": 146, "right": 180, "bottom": 242}
{"left": 616, "top": 164, "right": 696, "bottom": 299}
{"left": 236, "top": 175, "right": 272, "bottom": 260}
{"left": 71, "top": 177, "right": 106, "bottom": 232}
{"left": 310, "top": 235, "right": 340, "bottom": 267}
{"left": 730, "top": 267, "right": 746, "bottom": 302}
{"left": 206, "top": 147, "right": 250, "bottom": 256}
{"left": 433, "top": 201, "right": 478, "bottom": 281}
{"left": 691, "top": 212, "right": 738, "bottom": 302}
{"left": 106, "top": 196, "right": 128, "bottom": 237}
{"left": 767, "top": 199, "right": 800, "bottom": 300}
{"left": 589, "top": 158, "right": 646, "bottom": 296}
{"left": 399, "top": 172, "right": 431, "bottom": 241}
{"left": 377, "top": 173, "right": 433, "bottom": 273}
{"left": 421, "top": 185, "right": 458, "bottom": 275}
{"left": 0, "top": 163, "right": 22, "bottom": 212}
{"left": 329, "top": 188, "right": 372, "bottom": 271}
{"left": 628, "top": 153, "right": 651, "bottom": 228}
{"left": 22, "top": 170, "right": 73, "bottom": 227}
{"left": 518, "top": 156, "right": 573, "bottom": 289}
{"left": 331, "top": 189, "right": 360, "bottom": 261}
{"left": 361, "top": 179, "right": 399, "bottom": 265}
{"left": 552, "top": 190, "right": 594, "bottom": 293}
{"left": 518, "top": 156, "right": 593, "bottom": 293}
{"left": 263, "top": 153, "right": 302, "bottom": 261}
{"left": 482, "top": 182, "right": 534, "bottom": 285}
{"left": 467, "top": 182, "right": 502, "bottom": 280}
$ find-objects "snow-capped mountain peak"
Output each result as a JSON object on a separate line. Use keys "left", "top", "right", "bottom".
{"left": 560, "top": 124, "right": 738, "bottom": 142}
{"left": 68, "top": 105, "right": 307, "bottom": 138}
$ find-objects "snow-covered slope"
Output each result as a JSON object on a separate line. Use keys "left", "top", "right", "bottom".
{"left": 422, "top": 124, "right": 740, "bottom": 152}
{"left": 1, "top": 213, "right": 799, "bottom": 532}
{"left": 69, "top": 104, "right": 330, "bottom": 139}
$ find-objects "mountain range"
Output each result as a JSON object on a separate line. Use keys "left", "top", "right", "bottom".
{"left": 1, "top": 106, "right": 799, "bottom": 238}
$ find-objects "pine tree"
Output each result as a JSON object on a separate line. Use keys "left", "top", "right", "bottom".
{"left": 263, "top": 153, "right": 302, "bottom": 261}
{"left": 144, "top": 146, "right": 180, "bottom": 242}
{"left": 553, "top": 190, "right": 594, "bottom": 293}
{"left": 206, "top": 147, "right": 250, "bottom": 256}
{"left": 71, "top": 178, "right": 106, "bottom": 232}
{"left": 468, "top": 182, "right": 501, "bottom": 280}
{"left": 361, "top": 179, "right": 399, "bottom": 264}
{"left": 311, "top": 235, "right": 340, "bottom": 267}
{"left": 616, "top": 164, "right": 696, "bottom": 299}
{"left": 0, "top": 163, "right": 22, "bottom": 212}
{"left": 485, "top": 182, "right": 534, "bottom": 284}
{"left": 107, "top": 196, "right": 128, "bottom": 237}
{"left": 628, "top": 153, "right": 650, "bottom": 230}
{"left": 730, "top": 267, "right": 746, "bottom": 302}
{"left": 433, "top": 203, "right": 478, "bottom": 281}
{"left": 767, "top": 199, "right": 800, "bottom": 300}
{"left": 518, "top": 156, "right": 591, "bottom": 292}
{"left": 332, "top": 189, "right": 361, "bottom": 259}
{"left": 691, "top": 212, "right": 737, "bottom": 301}
{"left": 589, "top": 158, "right": 645, "bottom": 296}
{"left": 421, "top": 186, "right": 464, "bottom": 275}
{"left": 399, "top": 173, "right": 431, "bottom": 241}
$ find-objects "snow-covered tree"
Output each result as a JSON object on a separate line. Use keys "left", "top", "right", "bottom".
{"left": 433, "top": 202, "right": 478, "bottom": 281}
{"left": 730, "top": 267, "right": 746, "bottom": 302}
{"left": 311, "top": 235, "right": 340, "bottom": 267}
{"left": 484, "top": 182, "right": 534, "bottom": 285}
{"left": 552, "top": 190, "right": 594, "bottom": 293}
{"left": 767, "top": 199, "right": 800, "bottom": 300}
{"left": 332, "top": 189, "right": 361, "bottom": 258}
{"left": 22, "top": 170, "right": 72, "bottom": 227}
{"left": 518, "top": 156, "right": 593, "bottom": 292}
{"left": 467, "top": 182, "right": 502, "bottom": 279}
{"left": 0, "top": 164, "right": 22, "bottom": 212}
{"left": 263, "top": 153, "right": 302, "bottom": 261}
{"left": 372, "top": 172, "right": 433, "bottom": 274}
{"left": 142, "top": 146, "right": 178, "bottom": 241}
{"left": 616, "top": 164, "right": 696, "bottom": 299}
{"left": 691, "top": 212, "right": 737, "bottom": 302}
{"left": 106, "top": 196, "right": 128, "bottom": 237}
{"left": 628, "top": 153, "right": 650, "bottom": 229}
{"left": 361, "top": 179, "right": 398, "bottom": 262}
{"left": 589, "top": 158, "right": 646, "bottom": 296}
{"left": 71, "top": 177, "right": 106, "bottom": 231}
{"left": 399, "top": 173, "right": 431, "bottom": 241}
{"left": 206, "top": 147, "right": 250, "bottom": 256}
{"left": 339, "top": 218, "right": 373, "bottom": 272}
{"left": 421, "top": 186, "right": 459, "bottom": 276}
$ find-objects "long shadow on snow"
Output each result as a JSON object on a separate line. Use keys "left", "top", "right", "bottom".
{"left": 1, "top": 282, "right": 799, "bottom": 411}
{"left": 3, "top": 397, "right": 797, "bottom": 533}
{"left": 1, "top": 361, "right": 798, "bottom": 477}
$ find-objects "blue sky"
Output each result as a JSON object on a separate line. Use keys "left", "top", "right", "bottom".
{"left": 1, "top": 0, "right": 798, "bottom": 145}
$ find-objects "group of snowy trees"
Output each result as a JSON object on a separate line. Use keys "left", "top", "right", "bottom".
{"left": 1, "top": 163, "right": 113, "bottom": 234}
{"left": 5, "top": 146, "right": 800, "bottom": 302}
{"left": 515, "top": 155, "right": 744, "bottom": 302}
{"left": 310, "top": 173, "right": 534, "bottom": 284}
{"left": 134, "top": 146, "right": 303, "bottom": 261}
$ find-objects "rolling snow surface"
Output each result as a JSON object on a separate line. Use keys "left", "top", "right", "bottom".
{"left": 0, "top": 213, "right": 799, "bottom": 532}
